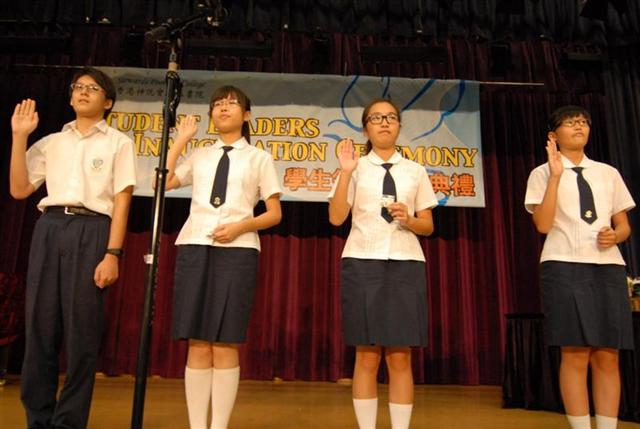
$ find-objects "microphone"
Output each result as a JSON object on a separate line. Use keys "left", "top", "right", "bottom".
{"left": 144, "top": 1, "right": 228, "bottom": 41}
{"left": 144, "top": 23, "right": 173, "bottom": 42}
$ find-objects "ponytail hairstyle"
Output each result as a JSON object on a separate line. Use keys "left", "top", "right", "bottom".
{"left": 209, "top": 85, "right": 252, "bottom": 144}
{"left": 361, "top": 97, "right": 401, "bottom": 154}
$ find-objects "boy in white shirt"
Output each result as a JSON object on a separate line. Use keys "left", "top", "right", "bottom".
{"left": 10, "top": 67, "right": 137, "bottom": 429}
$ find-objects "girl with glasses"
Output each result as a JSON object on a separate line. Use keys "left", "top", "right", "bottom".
{"left": 163, "top": 85, "right": 282, "bottom": 429}
{"left": 328, "top": 98, "right": 438, "bottom": 429}
{"left": 525, "top": 105, "right": 635, "bottom": 429}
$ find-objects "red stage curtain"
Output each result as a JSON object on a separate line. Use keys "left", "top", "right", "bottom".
{"left": 1, "top": 32, "right": 638, "bottom": 385}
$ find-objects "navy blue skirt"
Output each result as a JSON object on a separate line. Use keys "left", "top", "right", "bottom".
{"left": 172, "top": 245, "right": 258, "bottom": 343}
{"left": 540, "top": 261, "right": 634, "bottom": 349}
{"left": 341, "top": 258, "right": 428, "bottom": 347}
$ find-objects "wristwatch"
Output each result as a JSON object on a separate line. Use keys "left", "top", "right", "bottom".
{"left": 106, "top": 248, "right": 124, "bottom": 258}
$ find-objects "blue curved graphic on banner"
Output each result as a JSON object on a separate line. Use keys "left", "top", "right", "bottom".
{"left": 411, "top": 80, "right": 466, "bottom": 141}
{"left": 326, "top": 75, "right": 363, "bottom": 133}
{"left": 324, "top": 133, "right": 344, "bottom": 143}
{"left": 401, "top": 79, "right": 436, "bottom": 112}
{"left": 324, "top": 76, "right": 467, "bottom": 146}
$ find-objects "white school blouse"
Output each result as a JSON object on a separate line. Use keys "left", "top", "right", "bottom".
{"left": 26, "top": 120, "right": 137, "bottom": 218}
{"left": 525, "top": 154, "right": 635, "bottom": 265}
{"left": 329, "top": 151, "right": 438, "bottom": 262}
{"left": 173, "top": 137, "right": 281, "bottom": 251}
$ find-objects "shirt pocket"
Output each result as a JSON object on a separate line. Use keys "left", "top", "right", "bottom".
{"left": 354, "top": 173, "right": 382, "bottom": 213}
{"left": 239, "top": 159, "right": 260, "bottom": 200}
{"left": 83, "top": 147, "right": 114, "bottom": 179}
{"left": 588, "top": 170, "right": 614, "bottom": 218}
{"left": 397, "top": 174, "right": 419, "bottom": 211}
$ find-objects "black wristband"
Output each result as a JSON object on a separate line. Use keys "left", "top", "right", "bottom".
{"left": 106, "top": 248, "right": 124, "bottom": 258}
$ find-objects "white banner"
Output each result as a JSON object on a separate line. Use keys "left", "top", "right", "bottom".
{"left": 103, "top": 67, "right": 484, "bottom": 207}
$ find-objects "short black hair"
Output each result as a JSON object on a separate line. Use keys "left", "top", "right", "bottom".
{"left": 70, "top": 67, "right": 117, "bottom": 117}
{"left": 547, "top": 105, "right": 591, "bottom": 131}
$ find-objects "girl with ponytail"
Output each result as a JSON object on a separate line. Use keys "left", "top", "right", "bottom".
{"left": 164, "top": 85, "right": 282, "bottom": 428}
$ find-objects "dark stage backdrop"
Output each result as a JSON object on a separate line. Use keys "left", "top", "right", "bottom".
{"left": 0, "top": 28, "right": 639, "bottom": 385}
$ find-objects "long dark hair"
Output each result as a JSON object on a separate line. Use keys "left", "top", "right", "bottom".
{"left": 209, "top": 85, "right": 252, "bottom": 144}
{"left": 361, "top": 98, "right": 401, "bottom": 154}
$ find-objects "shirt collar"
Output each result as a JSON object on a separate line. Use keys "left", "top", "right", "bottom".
{"left": 212, "top": 137, "right": 249, "bottom": 151}
{"left": 366, "top": 150, "right": 402, "bottom": 166}
{"left": 561, "top": 153, "right": 595, "bottom": 169}
{"left": 62, "top": 119, "right": 109, "bottom": 135}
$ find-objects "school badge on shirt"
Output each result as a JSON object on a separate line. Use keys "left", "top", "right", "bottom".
{"left": 91, "top": 158, "right": 104, "bottom": 171}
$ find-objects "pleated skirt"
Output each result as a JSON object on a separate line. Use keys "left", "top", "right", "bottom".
{"left": 172, "top": 245, "right": 258, "bottom": 343}
{"left": 540, "top": 261, "right": 634, "bottom": 349}
{"left": 341, "top": 258, "right": 428, "bottom": 347}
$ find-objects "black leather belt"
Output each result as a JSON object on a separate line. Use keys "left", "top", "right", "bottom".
{"left": 44, "top": 206, "right": 106, "bottom": 217}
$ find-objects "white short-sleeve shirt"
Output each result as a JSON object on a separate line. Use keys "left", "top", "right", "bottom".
{"left": 26, "top": 120, "right": 138, "bottom": 217}
{"left": 524, "top": 154, "right": 635, "bottom": 265}
{"left": 328, "top": 151, "right": 438, "bottom": 262}
{"left": 173, "top": 137, "right": 281, "bottom": 250}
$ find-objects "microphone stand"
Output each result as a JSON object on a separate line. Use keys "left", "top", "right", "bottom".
{"left": 131, "top": 5, "right": 227, "bottom": 426}
{"left": 130, "top": 35, "right": 182, "bottom": 429}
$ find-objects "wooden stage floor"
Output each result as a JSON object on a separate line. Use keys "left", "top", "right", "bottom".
{"left": 1, "top": 375, "right": 639, "bottom": 428}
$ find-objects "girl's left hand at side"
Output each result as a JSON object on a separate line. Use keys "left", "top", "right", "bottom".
{"left": 211, "top": 222, "right": 244, "bottom": 243}
{"left": 597, "top": 226, "right": 617, "bottom": 249}
{"left": 387, "top": 202, "right": 411, "bottom": 226}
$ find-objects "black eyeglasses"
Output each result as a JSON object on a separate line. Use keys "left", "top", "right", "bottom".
{"left": 366, "top": 113, "right": 399, "bottom": 125}
{"left": 560, "top": 118, "right": 590, "bottom": 128}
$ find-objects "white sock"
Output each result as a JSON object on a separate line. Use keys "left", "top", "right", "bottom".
{"left": 185, "top": 367, "right": 212, "bottom": 429}
{"left": 595, "top": 414, "right": 617, "bottom": 429}
{"left": 210, "top": 366, "right": 240, "bottom": 429}
{"left": 567, "top": 414, "right": 591, "bottom": 429}
{"left": 389, "top": 403, "right": 413, "bottom": 429}
{"left": 352, "top": 397, "right": 378, "bottom": 429}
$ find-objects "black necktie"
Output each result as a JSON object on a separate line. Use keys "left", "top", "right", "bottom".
{"left": 210, "top": 146, "right": 233, "bottom": 208}
{"left": 381, "top": 163, "right": 396, "bottom": 223}
{"left": 572, "top": 167, "right": 597, "bottom": 224}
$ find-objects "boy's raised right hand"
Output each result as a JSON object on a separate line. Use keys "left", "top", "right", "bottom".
{"left": 12, "top": 99, "right": 39, "bottom": 137}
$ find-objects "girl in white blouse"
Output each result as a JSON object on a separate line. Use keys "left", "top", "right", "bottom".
{"left": 164, "top": 85, "right": 282, "bottom": 429}
{"left": 329, "top": 98, "right": 438, "bottom": 429}
{"left": 525, "top": 105, "right": 635, "bottom": 429}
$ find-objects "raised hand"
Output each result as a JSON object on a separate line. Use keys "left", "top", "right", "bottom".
{"left": 337, "top": 138, "right": 359, "bottom": 174}
{"left": 11, "top": 99, "right": 39, "bottom": 137}
{"left": 176, "top": 115, "right": 199, "bottom": 142}
{"left": 546, "top": 137, "right": 563, "bottom": 178}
